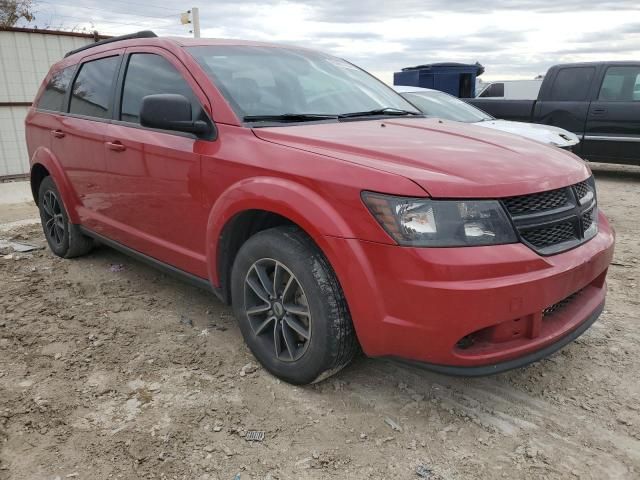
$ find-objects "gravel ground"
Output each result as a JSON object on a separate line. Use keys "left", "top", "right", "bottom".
{"left": 0, "top": 164, "right": 639, "bottom": 480}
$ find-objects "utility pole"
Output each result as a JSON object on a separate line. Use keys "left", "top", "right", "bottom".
{"left": 192, "top": 7, "right": 200, "bottom": 38}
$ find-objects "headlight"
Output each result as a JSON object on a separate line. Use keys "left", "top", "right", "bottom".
{"left": 362, "top": 192, "right": 518, "bottom": 247}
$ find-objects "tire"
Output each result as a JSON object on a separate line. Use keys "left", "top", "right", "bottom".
{"left": 38, "top": 176, "right": 93, "bottom": 258}
{"left": 231, "top": 226, "right": 359, "bottom": 384}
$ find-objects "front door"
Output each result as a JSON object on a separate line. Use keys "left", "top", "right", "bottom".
{"left": 583, "top": 65, "right": 640, "bottom": 164}
{"left": 102, "top": 49, "right": 212, "bottom": 277}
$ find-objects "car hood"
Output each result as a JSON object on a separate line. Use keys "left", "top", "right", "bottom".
{"left": 252, "top": 118, "right": 590, "bottom": 198}
{"left": 475, "top": 119, "right": 580, "bottom": 147}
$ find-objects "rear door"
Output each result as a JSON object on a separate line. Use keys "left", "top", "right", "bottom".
{"left": 101, "top": 47, "right": 212, "bottom": 277}
{"left": 534, "top": 66, "right": 597, "bottom": 144}
{"left": 583, "top": 65, "right": 640, "bottom": 164}
{"left": 53, "top": 51, "right": 123, "bottom": 231}
{"left": 27, "top": 64, "right": 75, "bottom": 173}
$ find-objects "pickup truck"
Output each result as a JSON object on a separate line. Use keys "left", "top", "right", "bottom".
{"left": 468, "top": 62, "right": 640, "bottom": 165}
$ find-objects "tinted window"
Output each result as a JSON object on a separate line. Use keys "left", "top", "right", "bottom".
{"left": 37, "top": 66, "right": 75, "bottom": 112}
{"left": 599, "top": 66, "right": 640, "bottom": 101}
{"left": 479, "top": 83, "right": 504, "bottom": 98}
{"left": 550, "top": 67, "right": 595, "bottom": 101}
{"left": 69, "top": 56, "right": 120, "bottom": 119}
{"left": 121, "top": 54, "right": 199, "bottom": 123}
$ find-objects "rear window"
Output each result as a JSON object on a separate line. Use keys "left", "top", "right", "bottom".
{"left": 37, "top": 66, "right": 75, "bottom": 112}
{"left": 550, "top": 67, "right": 595, "bottom": 101}
{"left": 598, "top": 66, "right": 640, "bottom": 101}
{"left": 69, "top": 56, "right": 120, "bottom": 119}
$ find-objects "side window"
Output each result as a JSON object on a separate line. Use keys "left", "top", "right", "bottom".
{"left": 550, "top": 67, "right": 595, "bottom": 101}
{"left": 69, "top": 56, "right": 120, "bottom": 119}
{"left": 37, "top": 65, "right": 75, "bottom": 112}
{"left": 120, "top": 53, "right": 199, "bottom": 124}
{"left": 479, "top": 83, "right": 504, "bottom": 98}
{"left": 598, "top": 66, "right": 640, "bottom": 101}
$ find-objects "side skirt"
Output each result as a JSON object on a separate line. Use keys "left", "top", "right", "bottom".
{"left": 79, "top": 227, "right": 225, "bottom": 303}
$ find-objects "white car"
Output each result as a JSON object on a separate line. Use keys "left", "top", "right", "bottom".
{"left": 393, "top": 85, "right": 580, "bottom": 150}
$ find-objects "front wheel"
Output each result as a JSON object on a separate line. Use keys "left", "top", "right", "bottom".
{"left": 231, "top": 226, "right": 358, "bottom": 384}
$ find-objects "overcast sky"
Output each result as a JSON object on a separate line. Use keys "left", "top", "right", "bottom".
{"left": 24, "top": 0, "right": 640, "bottom": 83}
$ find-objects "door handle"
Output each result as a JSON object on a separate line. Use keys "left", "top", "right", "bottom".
{"left": 591, "top": 107, "right": 607, "bottom": 116}
{"left": 106, "top": 141, "right": 126, "bottom": 152}
{"left": 51, "top": 129, "right": 65, "bottom": 139}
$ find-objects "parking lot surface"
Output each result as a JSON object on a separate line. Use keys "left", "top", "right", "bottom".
{"left": 1, "top": 164, "right": 639, "bottom": 480}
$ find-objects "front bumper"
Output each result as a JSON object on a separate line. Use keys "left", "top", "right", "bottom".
{"left": 323, "top": 210, "right": 614, "bottom": 371}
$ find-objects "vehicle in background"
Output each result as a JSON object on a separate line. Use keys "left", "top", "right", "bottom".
{"left": 26, "top": 33, "right": 614, "bottom": 385}
{"left": 394, "top": 62, "right": 485, "bottom": 98}
{"left": 476, "top": 79, "right": 543, "bottom": 100}
{"left": 469, "top": 62, "right": 640, "bottom": 165}
{"left": 395, "top": 86, "right": 579, "bottom": 150}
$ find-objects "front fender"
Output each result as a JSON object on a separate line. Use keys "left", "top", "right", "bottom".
{"left": 31, "top": 147, "right": 81, "bottom": 224}
{"left": 206, "top": 176, "right": 357, "bottom": 286}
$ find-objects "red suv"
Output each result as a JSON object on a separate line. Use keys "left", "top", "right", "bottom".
{"left": 26, "top": 31, "right": 614, "bottom": 384}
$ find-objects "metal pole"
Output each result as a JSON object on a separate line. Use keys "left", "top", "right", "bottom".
{"left": 192, "top": 7, "right": 201, "bottom": 38}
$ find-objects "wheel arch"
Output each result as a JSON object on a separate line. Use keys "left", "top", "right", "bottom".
{"left": 206, "top": 177, "right": 357, "bottom": 304}
{"left": 30, "top": 147, "right": 81, "bottom": 223}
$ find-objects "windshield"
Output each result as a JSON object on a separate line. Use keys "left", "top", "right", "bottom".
{"left": 401, "top": 91, "right": 493, "bottom": 123}
{"left": 187, "top": 45, "right": 420, "bottom": 121}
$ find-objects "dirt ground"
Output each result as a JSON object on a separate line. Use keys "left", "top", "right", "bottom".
{"left": 1, "top": 164, "right": 639, "bottom": 480}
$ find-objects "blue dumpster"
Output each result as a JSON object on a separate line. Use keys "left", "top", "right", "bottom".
{"left": 393, "top": 62, "right": 484, "bottom": 98}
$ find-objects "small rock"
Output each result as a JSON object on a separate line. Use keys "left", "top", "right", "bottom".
{"left": 416, "top": 464, "right": 433, "bottom": 478}
{"left": 240, "top": 363, "right": 258, "bottom": 377}
{"left": 213, "top": 425, "right": 222, "bottom": 432}
{"left": 384, "top": 417, "right": 403, "bottom": 432}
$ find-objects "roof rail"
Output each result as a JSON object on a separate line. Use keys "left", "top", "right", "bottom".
{"left": 64, "top": 30, "right": 157, "bottom": 58}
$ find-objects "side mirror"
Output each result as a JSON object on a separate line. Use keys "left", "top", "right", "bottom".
{"left": 140, "top": 94, "right": 209, "bottom": 135}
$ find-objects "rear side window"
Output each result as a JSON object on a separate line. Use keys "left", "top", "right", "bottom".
{"left": 550, "top": 67, "right": 595, "bottom": 101}
{"left": 120, "top": 53, "right": 199, "bottom": 124}
{"left": 598, "top": 66, "right": 640, "bottom": 101}
{"left": 479, "top": 83, "right": 504, "bottom": 98}
{"left": 37, "top": 66, "right": 75, "bottom": 112}
{"left": 69, "top": 56, "right": 120, "bottom": 119}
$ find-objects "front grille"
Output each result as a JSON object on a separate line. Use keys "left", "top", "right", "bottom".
{"left": 503, "top": 188, "right": 568, "bottom": 215}
{"left": 521, "top": 222, "right": 576, "bottom": 249}
{"left": 582, "top": 206, "right": 595, "bottom": 232}
{"left": 574, "top": 181, "right": 590, "bottom": 202}
{"left": 543, "top": 288, "right": 584, "bottom": 318}
{"left": 502, "top": 177, "right": 597, "bottom": 255}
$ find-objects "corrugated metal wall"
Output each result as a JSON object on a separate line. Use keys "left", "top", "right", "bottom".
{"left": 0, "top": 29, "right": 95, "bottom": 177}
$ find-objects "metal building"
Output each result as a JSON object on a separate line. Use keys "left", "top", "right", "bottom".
{"left": 0, "top": 27, "right": 105, "bottom": 178}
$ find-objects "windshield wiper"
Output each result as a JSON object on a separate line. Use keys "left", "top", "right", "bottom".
{"left": 243, "top": 113, "right": 338, "bottom": 123}
{"left": 338, "top": 107, "right": 422, "bottom": 119}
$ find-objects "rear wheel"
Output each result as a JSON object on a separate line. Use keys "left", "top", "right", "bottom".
{"left": 38, "top": 176, "right": 93, "bottom": 258}
{"left": 231, "top": 226, "right": 358, "bottom": 384}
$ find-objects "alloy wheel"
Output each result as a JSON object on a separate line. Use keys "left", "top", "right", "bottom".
{"left": 42, "top": 190, "right": 65, "bottom": 247}
{"left": 244, "top": 258, "right": 312, "bottom": 362}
